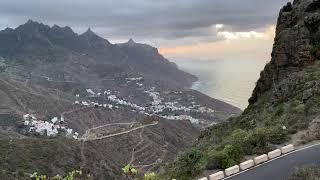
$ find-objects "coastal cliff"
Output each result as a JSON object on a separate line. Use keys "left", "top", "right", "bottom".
{"left": 160, "top": 1, "right": 320, "bottom": 179}
{"left": 250, "top": 0, "right": 320, "bottom": 104}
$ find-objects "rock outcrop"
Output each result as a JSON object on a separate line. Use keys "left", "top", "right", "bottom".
{"left": 250, "top": 0, "right": 320, "bottom": 104}
{"left": 305, "top": 116, "right": 320, "bottom": 140}
{"left": 160, "top": 1, "right": 320, "bottom": 179}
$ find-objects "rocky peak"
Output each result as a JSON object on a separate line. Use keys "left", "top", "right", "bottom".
{"left": 51, "top": 24, "right": 76, "bottom": 37}
{"left": 249, "top": 0, "right": 320, "bottom": 104}
{"left": 52, "top": 24, "right": 60, "bottom": 29}
{"left": 82, "top": 28, "right": 95, "bottom": 36}
{"left": 118, "top": 38, "right": 138, "bottom": 48}
{"left": 80, "top": 28, "right": 111, "bottom": 47}
{"left": 127, "top": 38, "right": 136, "bottom": 45}
{"left": 25, "top": 19, "right": 39, "bottom": 26}
{"left": 16, "top": 20, "right": 50, "bottom": 33}
{"left": 119, "top": 38, "right": 157, "bottom": 53}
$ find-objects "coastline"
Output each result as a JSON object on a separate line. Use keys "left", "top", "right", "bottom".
{"left": 174, "top": 59, "right": 265, "bottom": 110}
{"left": 190, "top": 79, "right": 247, "bottom": 110}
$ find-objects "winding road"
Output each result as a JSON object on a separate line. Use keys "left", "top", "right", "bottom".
{"left": 227, "top": 144, "right": 320, "bottom": 180}
{"left": 81, "top": 121, "right": 158, "bottom": 141}
{"left": 87, "top": 122, "right": 133, "bottom": 132}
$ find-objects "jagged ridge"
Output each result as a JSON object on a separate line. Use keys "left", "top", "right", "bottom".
{"left": 0, "top": 20, "right": 196, "bottom": 88}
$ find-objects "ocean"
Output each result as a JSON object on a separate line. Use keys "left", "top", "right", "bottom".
{"left": 174, "top": 59, "right": 267, "bottom": 110}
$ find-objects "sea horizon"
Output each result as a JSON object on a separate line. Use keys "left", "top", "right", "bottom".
{"left": 174, "top": 59, "right": 267, "bottom": 110}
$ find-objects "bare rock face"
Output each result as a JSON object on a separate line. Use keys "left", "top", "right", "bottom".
{"left": 249, "top": 0, "right": 320, "bottom": 104}
{"left": 305, "top": 116, "right": 320, "bottom": 140}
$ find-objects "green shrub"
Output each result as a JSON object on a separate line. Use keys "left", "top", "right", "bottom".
{"left": 164, "top": 149, "right": 206, "bottom": 180}
{"left": 179, "top": 149, "right": 203, "bottom": 168}
{"left": 293, "top": 104, "right": 305, "bottom": 114}
{"left": 206, "top": 151, "right": 222, "bottom": 170}
{"left": 30, "top": 170, "right": 83, "bottom": 180}
{"left": 289, "top": 166, "right": 320, "bottom": 180}
{"left": 207, "top": 145, "right": 243, "bottom": 169}
{"left": 122, "top": 164, "right": 138, "bottom": 176}
{"left": 267, "top": 125, "right": 288, "bottom": 144}
{"left": 144, "top": 172, "right": 160, "bottom": 180}
{"left": 246, "top": 128, "right": 269, "bottom": 154}
{"left": 223, "top": 145, "right": 243, "bottom": 164}
{"left": 229, "top": 129, "right": 249, "bottom": 146}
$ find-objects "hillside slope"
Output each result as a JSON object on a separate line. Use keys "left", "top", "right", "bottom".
{"left": 0, "top": 21, "right": 241, "bottom": 179}
{"left": 0, "top": 20, "right": 197, "bottom": 88}
{"left": 159, "top": 0, "right": 320, "bottom": 179}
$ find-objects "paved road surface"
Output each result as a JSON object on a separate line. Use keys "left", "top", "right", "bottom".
{"left": 228, "top": 145, "right": 320, "bottom": 180}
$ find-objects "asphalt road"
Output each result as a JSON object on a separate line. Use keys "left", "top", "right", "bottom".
{"left": 228, "top": 144, "right": 320, "bottom": 180}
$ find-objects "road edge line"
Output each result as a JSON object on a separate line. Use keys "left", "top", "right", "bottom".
{"left": 223, "top": 142, "right": 320, "bottom": 179}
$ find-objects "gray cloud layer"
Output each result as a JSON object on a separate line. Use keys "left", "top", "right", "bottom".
{"left": 0, "top": 0, "right": 289, "bottom": 44}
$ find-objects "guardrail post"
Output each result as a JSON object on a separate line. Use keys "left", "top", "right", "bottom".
{"left": 225, "top": 165, "right": 240, "bottom": 176}
{"left": 240, "top": 159, "right": 254, "bottom": 170}
{"left": 281, "top": 144, "right": 294, "bottom": 154}
{"left": 254, "top": 154, "right": 268, "bottom": 165}
{"left": 268, "top": 149, "right": 282, "bottom": 159}
{"left": 209, "top": 171, "right": 225, "bottom": 180}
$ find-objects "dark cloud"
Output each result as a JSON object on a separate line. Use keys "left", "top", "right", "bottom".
{"left": 0, "top": 0, "right": 289, "bottom": 45}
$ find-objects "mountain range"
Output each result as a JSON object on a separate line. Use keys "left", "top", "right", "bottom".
{"left": 0, "top": 20, "right": 241, "bottom": 179}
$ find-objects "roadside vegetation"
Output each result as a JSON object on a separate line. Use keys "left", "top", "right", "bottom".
{"left": 289, "top": 166, "right": 320, "bottom": 180}
{"left": 122, "top": 164, "right": 160, "bottom": 180}
{"left": 158, "top": 61, "right": 320, "bottom": 180}
{"left": 30, "top": 170, "right": 85, "bottom": 180}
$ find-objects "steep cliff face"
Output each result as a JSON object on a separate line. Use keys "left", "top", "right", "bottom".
{"left": 160, "top": 1, "right": 320, "bottom": 179}
{"left": 250, "top": 0, "right": 320, "bottom": 104}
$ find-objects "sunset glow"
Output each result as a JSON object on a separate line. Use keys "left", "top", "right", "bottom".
{"left": 159, "top": 26, "right": 276, "bottom": 61}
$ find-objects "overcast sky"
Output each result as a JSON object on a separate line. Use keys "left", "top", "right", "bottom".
{"left": 0, "top": 0, "right": 289, "bottom": 61}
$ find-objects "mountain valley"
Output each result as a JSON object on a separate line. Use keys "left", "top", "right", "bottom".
{"left": 0, "top": 20, "right": 241, "bottom": 179}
